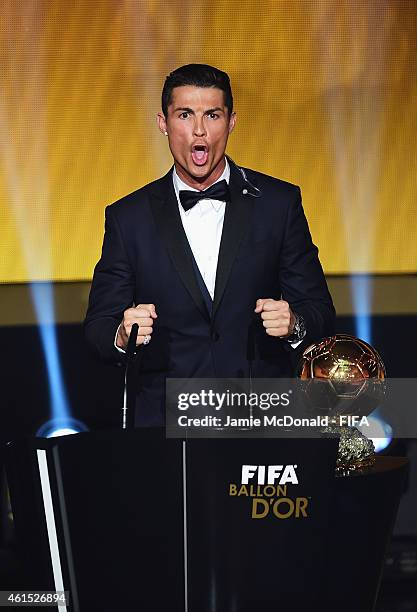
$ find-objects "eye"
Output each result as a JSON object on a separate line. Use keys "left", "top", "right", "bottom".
{"left": 179, "top": 111, "right": 190, "bottom": 119}
{"left": 207, "top": 112, "right": 219, "bottom": 119}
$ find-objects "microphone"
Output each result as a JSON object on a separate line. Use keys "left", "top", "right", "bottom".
{"left": 226, "top": 155, "right": 262, "bottom": 197}
{"left": 126, "top": 322, "right": 139, "bottom": 361}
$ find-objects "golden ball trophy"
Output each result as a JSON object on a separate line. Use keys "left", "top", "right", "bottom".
{"left": 297, "top": 334, "right": 386, "bottom": 476}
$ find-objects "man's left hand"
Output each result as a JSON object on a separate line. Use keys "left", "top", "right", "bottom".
{"left": 254, "top": 298, "right": 296, "bottom": 338}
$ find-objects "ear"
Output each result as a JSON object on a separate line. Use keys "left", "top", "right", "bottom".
{"left": 228, "top": 111, "right": 237, "bottom": 134}
{"left": 156, "top": 112, "right": 168, "bottom": 135}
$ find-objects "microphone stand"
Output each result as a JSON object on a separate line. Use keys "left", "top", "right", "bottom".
{"left": 121, "top": 323, "right": 142, "bottom": 430}
{"left": 247, "top": 316, "right": 256, "bottom": 424}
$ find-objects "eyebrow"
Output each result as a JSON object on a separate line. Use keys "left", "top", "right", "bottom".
{"left": 173, "top": 106, "right": 224, "bottom": 114}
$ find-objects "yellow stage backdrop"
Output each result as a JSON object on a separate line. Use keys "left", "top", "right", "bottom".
{"left": 0, "top": 0, "right": 416, "bottom": 282}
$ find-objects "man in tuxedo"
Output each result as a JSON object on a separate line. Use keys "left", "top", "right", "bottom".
{"left": 84, "top": 63, "right": 335, "bottom": 426}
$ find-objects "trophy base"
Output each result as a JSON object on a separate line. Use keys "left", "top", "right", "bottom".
{"left": 322, "top": 425, "right": 376, "bottom": 477}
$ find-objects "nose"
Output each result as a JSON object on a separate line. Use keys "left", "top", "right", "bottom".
{"left": 193, "top": 115, "right": 206, "bottom": 137}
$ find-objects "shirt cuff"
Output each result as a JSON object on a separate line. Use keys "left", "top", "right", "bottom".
{"left": 288, "top": 337, "right": 304, "bottom": 349}
{"left": 114, "top": 323, "right": 126, "bottom": 354}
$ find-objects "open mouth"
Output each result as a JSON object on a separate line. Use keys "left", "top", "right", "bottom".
{"left": 191, "top": 144, "right": 208, "bottom": 166}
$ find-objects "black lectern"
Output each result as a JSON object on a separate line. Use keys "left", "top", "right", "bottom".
{"left": 5, "top": 430, "right": 407, "bottom": 612}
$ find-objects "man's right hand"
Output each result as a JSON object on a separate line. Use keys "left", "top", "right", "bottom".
{"left": 116, "top": 303, "right": 157, "bottom": 349}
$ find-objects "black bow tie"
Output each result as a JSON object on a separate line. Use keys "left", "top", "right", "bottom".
{"left": 179, "top": 179, "right": 230, "bottom": 212}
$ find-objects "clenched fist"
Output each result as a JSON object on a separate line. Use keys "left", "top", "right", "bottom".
{"left": 254, "top": 298, "right": 295, "bottom": 338}
{"left": 116, "top": 303, "right": 157, "bottom": 349}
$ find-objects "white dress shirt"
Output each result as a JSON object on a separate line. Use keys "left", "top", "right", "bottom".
{"left": 173, "top": 159, "right": 230, "bottom": 299}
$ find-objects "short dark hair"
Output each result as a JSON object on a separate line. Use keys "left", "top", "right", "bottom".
{"left": 161, "top": 63, "right": 233, "bottom": 117}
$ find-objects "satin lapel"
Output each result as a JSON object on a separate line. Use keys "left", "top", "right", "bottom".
{"left": 149, "top": 171, "right": 210, "bottom": 323}
{"left": 212, "top": 165, "right": 253, "bottom": 318}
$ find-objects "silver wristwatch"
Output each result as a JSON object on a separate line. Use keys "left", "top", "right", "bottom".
{"left": 286, "top": 313, "right": 306, "bottom": 343}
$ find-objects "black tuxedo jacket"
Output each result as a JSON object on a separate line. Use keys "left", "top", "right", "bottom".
{"left": 84, "top": 161, "right": 335, "bottom": 425}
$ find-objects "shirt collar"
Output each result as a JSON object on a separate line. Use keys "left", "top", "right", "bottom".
{"left": 173, "top": 158, "right": 230, "bottom": 214}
